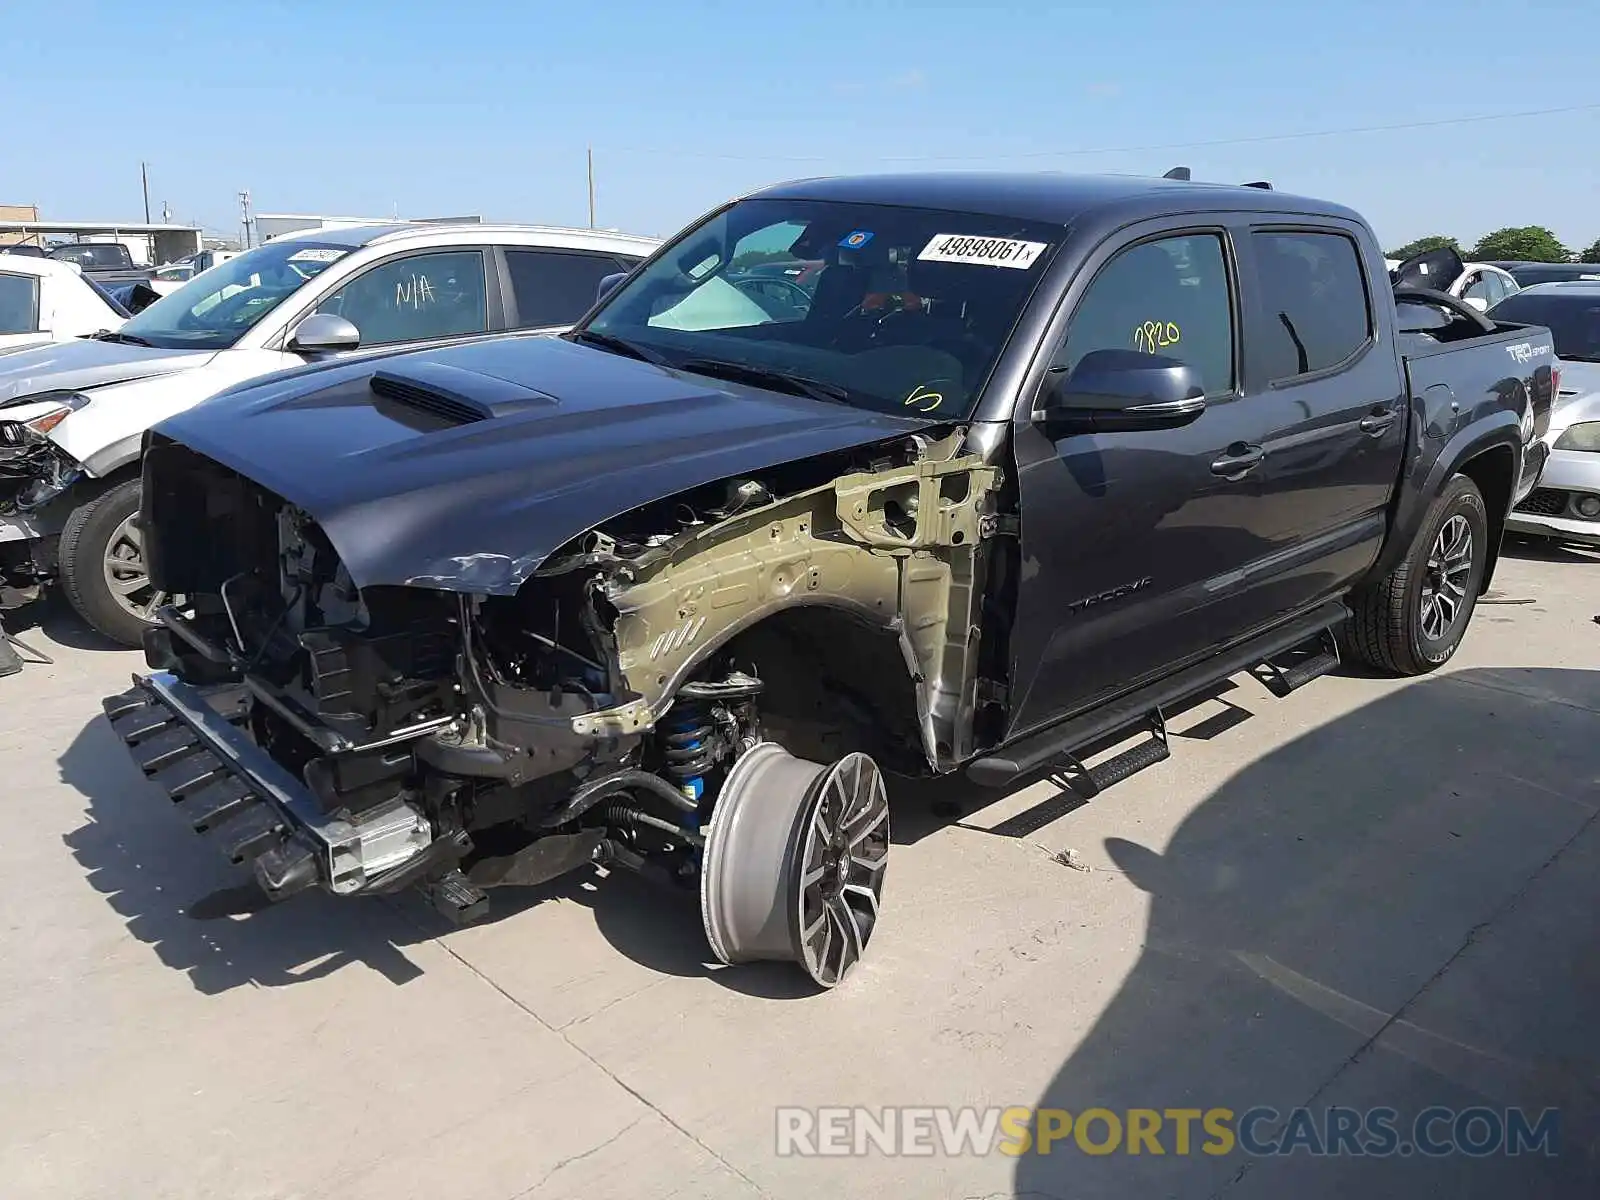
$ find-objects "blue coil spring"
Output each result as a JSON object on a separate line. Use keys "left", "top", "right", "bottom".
{"left": 662, "top": 701, "right": 715, "bottom": 819}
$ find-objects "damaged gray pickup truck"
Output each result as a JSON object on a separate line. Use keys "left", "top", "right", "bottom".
{"left": 102, "top": 172, "right": 1555, "bottom": 988}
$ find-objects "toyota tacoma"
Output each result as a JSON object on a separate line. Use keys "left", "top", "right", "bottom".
{"left": 101, "top": 172, "right": 1555, "bottom": 988}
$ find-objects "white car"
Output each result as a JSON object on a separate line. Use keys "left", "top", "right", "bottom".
{"left": 1385, "top": 253, "right": 1519, "bottom": 311}
{"left": 0, "top": 221, "right": 658, "bottom": 642}
{"left": 0, "top": 255, "right": 128, "bottom": 351}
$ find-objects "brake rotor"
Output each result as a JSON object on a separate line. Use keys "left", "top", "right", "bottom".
{"left": 700, "top": 742, "right": 890, "bottom": 988}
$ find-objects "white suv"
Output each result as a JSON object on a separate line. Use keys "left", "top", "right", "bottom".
{"left": 0, "top": 222, "right": 658, "bottom": 642}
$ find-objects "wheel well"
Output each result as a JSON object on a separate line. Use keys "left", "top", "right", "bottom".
{"left": 717, "top": 607, "right": 927, "bottom": 773}
{"left": 69, "top": 458, "right": 141, "bottom": 506}
{"left": 1457, "top": 444, "right": 1514, "bottom": 591}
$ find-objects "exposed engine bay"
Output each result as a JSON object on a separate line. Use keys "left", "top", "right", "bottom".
{"left": 113, "top": 428, "right": 1010, "bottom": 982}
{"left": 0, "top": 419, "right": 82, "bottom": 602}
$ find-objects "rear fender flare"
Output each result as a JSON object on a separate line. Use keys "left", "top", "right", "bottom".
{"left": 1368, "top": 413, "right": 1522, "bottom": 586}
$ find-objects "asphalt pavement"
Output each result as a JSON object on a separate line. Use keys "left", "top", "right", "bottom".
{"left": 1, "top": 537, "right": 1596, "bottom": 1199}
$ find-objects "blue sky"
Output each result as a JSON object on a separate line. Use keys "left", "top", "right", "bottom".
{"left": 6, "top": 0, "right": 1598, "bottom": 252}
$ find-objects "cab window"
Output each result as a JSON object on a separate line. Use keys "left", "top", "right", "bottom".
{"left": 1053, "top": 234, "right": 1235, "bottom": 396}
{"left": 1252, "top": 231, "right": 1371, "bottom": 380}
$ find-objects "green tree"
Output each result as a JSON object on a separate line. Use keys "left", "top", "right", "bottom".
{"left": 1578, "top": 239, "right": 1600, "bottom": 264}
{"left": 1468, "top": 226, "right": 1570, "bottom": 263}
{"left": 1386, "top": 234, "right": 1459, "bottom": 259}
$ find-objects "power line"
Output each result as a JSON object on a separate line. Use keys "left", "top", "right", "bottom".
{"left": 605, "top": 101, "right": 1600, "bottom": 165}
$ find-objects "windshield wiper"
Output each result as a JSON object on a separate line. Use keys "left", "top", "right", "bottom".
{"left": 86, "top": 330, "right": 154, "bottom": 346}
{"left": 567, "top": 328, "right": 670, "bottom": 366}
{"left": 677, "top": 358, "right": 852, "bottom": 405}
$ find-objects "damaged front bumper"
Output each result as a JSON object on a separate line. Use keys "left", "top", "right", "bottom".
{"left": 102, "top": 671, "right": 446, "bottom": 900}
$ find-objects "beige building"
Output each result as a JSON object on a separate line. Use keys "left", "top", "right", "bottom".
{"left": 0, "top": 204, "right": 41, "bottom": 247}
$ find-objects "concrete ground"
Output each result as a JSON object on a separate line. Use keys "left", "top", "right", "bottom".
{"left": 2, "top": 538, "right": 1597, "bottom": 1199}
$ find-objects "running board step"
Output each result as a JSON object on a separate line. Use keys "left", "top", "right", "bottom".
{"left": 1081, "top": 727, "right": 1171, "bottom": 794}
{"left": 1256, "top": 631, "right": 1341, "bottom": 698}
{"left": 968, "top": 600, "right": 1348, "bottom": 788}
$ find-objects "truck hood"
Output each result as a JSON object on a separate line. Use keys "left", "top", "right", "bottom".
{"left": 155, "top": 335, "right": 943, "bottom": 594}
{"left": 0, "top": 338, "right": 215, "bottom": 406}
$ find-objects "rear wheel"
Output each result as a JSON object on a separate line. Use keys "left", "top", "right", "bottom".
{"left": 1342, "top": 474, "right": 1489, "bottom": 675}
{"left": 58, "top": 478, "right": 175, "bottom": 647}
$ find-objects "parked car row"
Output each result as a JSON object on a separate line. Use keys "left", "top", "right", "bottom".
{"left": 0, "top": 255, "right": 129, "bottom": 351}
{"left": 0, "top": 221, "right": 658, "bottom": 639}
{"left": 1488, "top": 282, "right": 1600, "bottom": 548}
{"left": 13, "top": 170, "right": 1560, "bottom": 991}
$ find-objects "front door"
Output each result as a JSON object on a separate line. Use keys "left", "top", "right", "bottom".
{"left": 1008, "top": 226, "right": 1265, "bottom": 734}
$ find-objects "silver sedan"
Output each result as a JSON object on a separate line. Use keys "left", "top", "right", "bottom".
{"left": 1488, "top": 284, "right": 1600, "bottom": 547}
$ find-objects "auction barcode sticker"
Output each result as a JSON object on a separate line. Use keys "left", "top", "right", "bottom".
{"left": 287, "top": 248, "right": 348, "bottom": 263}
{"left": 918, "top": 234, "right": 1048, "bottom": 270}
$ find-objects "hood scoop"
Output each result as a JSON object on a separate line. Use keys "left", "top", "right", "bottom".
{"left": 370, "top": 359, "right": 558, "bottom": 428}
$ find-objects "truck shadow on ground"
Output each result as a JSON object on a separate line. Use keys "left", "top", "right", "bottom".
{"left": 1011, "top": 666, "right": 1600, "bottom": 1199}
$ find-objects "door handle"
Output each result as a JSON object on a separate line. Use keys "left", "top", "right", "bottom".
{"left": 1211, "top": 444, "right": 1264, "bottom": 477}
{"left": 1359, "top": 410, "right": 1397, "bottom": 435}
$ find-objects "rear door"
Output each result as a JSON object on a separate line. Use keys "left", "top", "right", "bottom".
{"left": 1231, "top": 226, "right": 1406, "bottom": 618}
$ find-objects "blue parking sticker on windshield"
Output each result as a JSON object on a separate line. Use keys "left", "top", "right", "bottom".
{"left": 839, "top": 230, "right": 875, "bottom": 250}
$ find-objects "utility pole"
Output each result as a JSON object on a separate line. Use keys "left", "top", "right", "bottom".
{"left": 141, "top": 162, "right": 151, "bottom": 223}
{"left": 587, "top": 145, "right": 596, "bottom": 229}
{"left": 238, "top": 190, "right": 253, "bottom": 248}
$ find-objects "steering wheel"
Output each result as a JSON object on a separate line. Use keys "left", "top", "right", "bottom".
{"left": 1393, "top": 285, "right": 1497, "bottom": 334}
{"left": 733, "top": 275, "right": 812, "bottom": 313}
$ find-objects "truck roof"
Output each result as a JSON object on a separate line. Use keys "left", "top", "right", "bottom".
{"left": 753, "top": 171, "right": 1365, "bottom": 229}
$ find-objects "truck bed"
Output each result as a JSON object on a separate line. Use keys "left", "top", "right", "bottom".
{"left": 1400, "top": 317, "right": 1555, "bottom": 495}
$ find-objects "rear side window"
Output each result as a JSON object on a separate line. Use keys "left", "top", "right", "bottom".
{"left": 1252, "top": 231, "right": 1371, "bottom": 381}
{"left": 1053, "top": 233, "right": 1235, "bottom": 396}
{"left": 0, "top": 272, "right": 40, "bottom": 334}
{"left": 506, "top": 249, "right": 639, "bottom": 328}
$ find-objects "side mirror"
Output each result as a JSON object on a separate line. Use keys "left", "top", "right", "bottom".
{"left": 1037, "top": 349, "right": 1206, "bottom": 432}
{"left": 288, "top": 312, "right": 361, "bottom": 354}
{"left": 595, "top": 272, "right": 627, "bottom": 304}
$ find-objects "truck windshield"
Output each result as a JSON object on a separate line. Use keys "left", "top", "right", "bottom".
{"left": 581, "top": 198, "right": 1061, "bottom": 418}
{"left": 1489, "top": 292, "right": 1600, "bottom": 362}
{"left": 118, "top": 240, "right": 351, "bottom": 350}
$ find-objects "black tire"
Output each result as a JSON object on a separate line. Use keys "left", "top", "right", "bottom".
{"left": 58, "top": 477, "right": 164, "bottom": 648}
{"left": 1342, "top": 474, "right": 1489, "bottom": 676}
